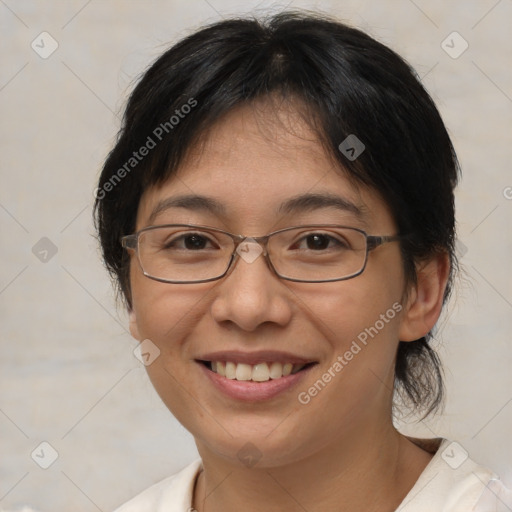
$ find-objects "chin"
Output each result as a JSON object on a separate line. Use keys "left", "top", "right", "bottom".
{"left": 191, "top": 418, "right": 321, "bottom": 469}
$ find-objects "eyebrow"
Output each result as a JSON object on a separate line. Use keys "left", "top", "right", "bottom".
{"left": 278, "top": 192, "right": 367, "bottom": 219}
{"left": 148, "top": 195, "right": 226, "bottom": 224}
{"left": 147, "top": 192, "right": 366, "bottom": 225}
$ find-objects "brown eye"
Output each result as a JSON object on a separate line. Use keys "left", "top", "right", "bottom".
{"left": 183, "top": 234, "right": 208, "bottom": 250}
{"left": 291, "top": 233, "right": 348, "bottom": 251}
{"left": 163, "top": 232, "right": 218, "bottom": 251}
{"left": 305, "top": 234, "right": 331, "bottom": 250}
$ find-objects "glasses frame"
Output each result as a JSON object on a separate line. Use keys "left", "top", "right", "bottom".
{"left": 121, "top": 224, "right": 401, "bottom": 284}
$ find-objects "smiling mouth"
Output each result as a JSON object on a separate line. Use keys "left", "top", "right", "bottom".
{"left": 198, "top": 360, "right": 317, "bottom": 382}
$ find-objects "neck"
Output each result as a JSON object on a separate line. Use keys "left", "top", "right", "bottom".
{"left": 193, "top": 422, "right": 433, "bottom": 512}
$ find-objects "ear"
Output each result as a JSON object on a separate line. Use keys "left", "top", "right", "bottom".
{"left": 398, "top": 252, "right": 451, "bottom": 342}
{"left": 129, "top": 309, "right": 142, "bottom": 341}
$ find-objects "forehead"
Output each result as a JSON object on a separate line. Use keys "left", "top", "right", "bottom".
{"left": 176, "top": 99, "right": 336, "bottom": 185}
{"left": 136, "top": 100, "right": 395, "bottom": 232}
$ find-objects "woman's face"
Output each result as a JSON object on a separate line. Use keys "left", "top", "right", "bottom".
{"left": 129, "top": 102, "right": 410, "bottom": 467}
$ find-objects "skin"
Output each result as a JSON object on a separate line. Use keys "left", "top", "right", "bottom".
{"left": 128, "top": 99, "right": 450, "bottom": 512}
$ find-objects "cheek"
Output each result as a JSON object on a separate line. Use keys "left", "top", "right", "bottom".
{"left": 294, "top": 271, "right": 404, "bottom": 350}
{"left": 129, "top": 273, "right": 214, "bottom": 426}
{"left": 290, "top": 254, "right": 405, "bottom": 393}
{"left": 130, "top": 267, "right": 212, "bottom": 353}
{"left": 292, "top": 283, "right": 404, "bottom": 426}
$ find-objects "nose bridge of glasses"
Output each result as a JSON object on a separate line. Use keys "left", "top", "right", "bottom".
{"left": 234, "top": 236, "right": 267, "bottom": 265}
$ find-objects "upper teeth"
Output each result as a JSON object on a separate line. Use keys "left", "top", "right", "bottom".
{"left": 210, "top": 361, "right": 306, "bottom": 381}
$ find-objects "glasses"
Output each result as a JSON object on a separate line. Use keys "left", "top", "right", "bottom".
{"left": 121, "top": 224, "right": 401, "bottom": 284}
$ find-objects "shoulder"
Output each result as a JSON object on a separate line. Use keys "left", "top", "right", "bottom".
{"left": 397, "top": 438, "right": 511, "bottom": 512}
{"left": 112, "top": 459, "right": 202, "bottom": 512}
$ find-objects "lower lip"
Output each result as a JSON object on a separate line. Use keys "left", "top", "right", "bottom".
{"left": 198, "top": 362, "right": 314, "bottom": 402}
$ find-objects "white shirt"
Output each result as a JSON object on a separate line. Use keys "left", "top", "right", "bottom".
{"left": 112, "top": 439, "right": 511, "bottom": 512}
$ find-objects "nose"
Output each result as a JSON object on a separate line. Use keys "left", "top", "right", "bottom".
{"left": 210, "top": 241, "right": 293, "bottom": 332}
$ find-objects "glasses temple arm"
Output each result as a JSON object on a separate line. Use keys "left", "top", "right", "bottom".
{"left": 366, "top": 234, "right": 402, "bottom": 251}
{"left": 120, "top": 234, "right": 138, "bottom": 250}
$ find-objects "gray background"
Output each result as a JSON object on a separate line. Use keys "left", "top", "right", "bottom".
{"left": 1, "top": 1, "right": 511, "bottom": 511}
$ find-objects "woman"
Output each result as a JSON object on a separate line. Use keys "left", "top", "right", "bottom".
{"left": 94, "top": 11, "right": 508, "bottom": 511}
